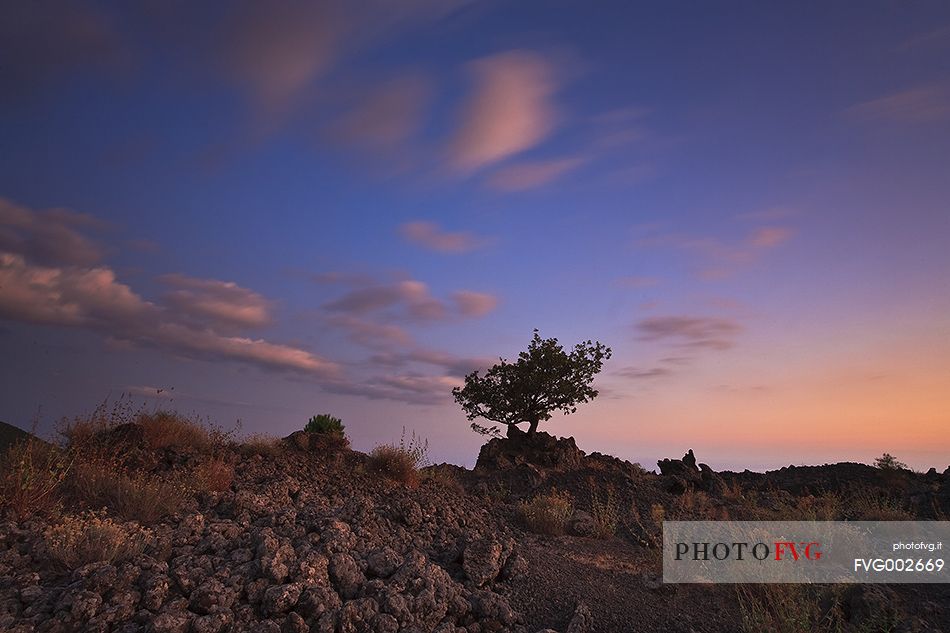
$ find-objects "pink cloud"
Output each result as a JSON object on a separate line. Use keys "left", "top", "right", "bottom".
{"left": 160, "top": 273, "right": 272, "bottom": 329}
{"left": 0, "top": 253, "right": 149, "bottom": 326}
{"left": 487, "top": 157, "right": 584, "bottom": 191}
{"left": 615, "top": 276, "right": 660, "bottom": 289}
{"left": 450, "top": 50, "right": 558, "bottom": 172}
{"left": 326, "top": 314, "right": 412, "bottom": 349}
{"left": 636, "top": 222, "right": 796, "bottom": 279}
{"left": 216, "top": 2, "right": 342, "bottom": 115}
{"left": 846, "top": 82, "right": 950, "bottom": 123}
{"left": 323, "top": 277, "right": 494, "bottom": 323}
{"left": 748, "top": 226, "right": 795, "bottom": 248}
{"left": 150, "top": 323, "right": 339, "bottom": 377}
{"left": 0, "top": 251, "right": 339, "bottom": 378}
{"left": 452, "top": 290, "right": 498, "bottom": 317}
{"left": 636, "top": 315, "right": 742, "bottom": 350}
{"left": 0, "top": 198, "right": 105, "bottom": 266}
{"left": 334, "top": 73, "right": 431, "bottom": 148}
{"left": 400, "top": 221, "right": 486, "bottom": 253}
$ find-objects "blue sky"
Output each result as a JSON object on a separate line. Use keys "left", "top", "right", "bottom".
{"left": 1, "top": 1, "right": 949, "bottom": 469}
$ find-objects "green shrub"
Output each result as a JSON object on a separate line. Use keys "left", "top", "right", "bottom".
{"left": 305, "top": 414, "right": 345, "bottom": 436}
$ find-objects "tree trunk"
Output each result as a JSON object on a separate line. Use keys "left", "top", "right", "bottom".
{"left": 527, "top": 419, "right": 539, "bottom": 435}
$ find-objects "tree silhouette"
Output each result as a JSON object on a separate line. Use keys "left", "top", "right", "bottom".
{"left": 452, "top": 330, "right": 611, "bottom": 437}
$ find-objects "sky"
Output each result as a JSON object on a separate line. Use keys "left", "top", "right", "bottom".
{"left": 1, "top": 1, "right": 949, "bottom": 471}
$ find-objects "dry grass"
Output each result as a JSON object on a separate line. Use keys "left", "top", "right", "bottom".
{"left": 61, "top": 399, "right": 229, "bottom": 455}
{"left": 367, "top": 429, "right": 428, "bottom": 486}
{"left": 0, "top": 439, "right": 70, "bottom": 519}
{"left": 844, "top": 490, "right": 913, "bottom": 521}
{"left": 191, "top": 456, "right": 234, "bottom": 494}
{"left": 239, "top": 434, "right": 284, "bottom": 457}
{"left": 44, "top": 511, "right": 151, "bottom": 569}
{"left": 368, "top": 445, "right": 420, "bottom": 486}
{"left": 735, "top": 585, "right": 861, "bottom": 633}
{"left": 589, "top": 484, "right": 619, "bottom": 539}
{"left": 420, "top": 465, "right": 465, "bottom": 495}
{"left": 138, "top": 411, "right": 212, "bottom": 450}
{"left": 68, "top": 459, "right": 189, "bottom": 523}
{"left": 517, "top": 489, "right": 574, "bottom": 535}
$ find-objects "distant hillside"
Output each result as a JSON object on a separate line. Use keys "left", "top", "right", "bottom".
{"left": 0, "top": 420, "right": 35, "bottom": 454}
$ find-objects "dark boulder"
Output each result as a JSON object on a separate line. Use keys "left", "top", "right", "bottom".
{"left": 475, "top": 431, "right": 585, "bottom": 472}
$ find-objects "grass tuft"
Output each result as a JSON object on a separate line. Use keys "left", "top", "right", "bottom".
{"left": 0, "top": 439, "right": 70, "bottom": 519}
{"left": 367, "top": 428, "right": 429, "bottom": 486}
{"left": 68, "top": 458, "right": 189, "bottom": 523}
{"left": 589, "top": 484, "right": 619, "bottom": 539}
{"left": 517, "top": 488, "right": 573, "bottom": 535}
{"left": 44, "top": 511, "right": 151, "bottom": 569}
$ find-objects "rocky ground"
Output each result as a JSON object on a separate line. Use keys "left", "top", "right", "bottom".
{"left": 1, "top": 425, "right": 949, "bottom": 633}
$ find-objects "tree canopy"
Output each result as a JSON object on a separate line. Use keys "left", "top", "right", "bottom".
{"left": 452, "top": 330, "right": 611, "bottom": 437}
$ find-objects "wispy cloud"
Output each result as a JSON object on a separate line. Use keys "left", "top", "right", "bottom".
{"left": 452, "top": 291, "right": 498, "bottom": 317}
{"left": 898, "top": 25, "right": 950, "bottom": 51}
{"left": 635, "top": 221, "right": 796, "bottom": 279}
{"left": 324, "top": 280, "right": 447, "bottom": 321}
{"left": 846, "top": 82, "right": 950, "bottom": 123}
{"left": 0, "top": 0, "right": 123, "bottom": 99}
{"left": 636, "top": 315, "right": 742, "bottom": 350}
{"left": 615, "top": 276, "right": 660, "bottom": 289}
{"left": 160, "top": 273, "right": 272, "bottom": 329}
{"left": 487, "top": 157, "right": 584, "bottom": 191}
{"left": 449, "top": 50, "right": 558, "bottom": 172}
{"left": 616, "top": 366, "right": 672, "bottom": 380}
{"left": 368, "top": 348, "right": 492, "bottom": 378}
{"left": 325, "top": 314, "right": 412, "bottom": 349}
{"left": 0, "top": 199, "right": 340, "bottom": 378}
{"left": 332, "top": 72, "right": 432, "bottom": 148}
{"left": 322, "top": 277, "right": 498, "bottom": 324}
{"left": 324, "top": 373, "right": 462, "bottom": 405}
{"left": 215, "top": 2, "right": 341, "bottom": 117}
{"left": 748, "top": 226, "right": 795, "bottom": 248}
{"left": 0, "top": 253, "right": 339, "bottom": 376}
{"left": 399, "top": 221, "right": 488, "bottom": 253}
{"left": 0, "top": 198, "right": 106, "bottom": 267}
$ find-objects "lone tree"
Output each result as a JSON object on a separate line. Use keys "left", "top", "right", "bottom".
{"left": 452, "top": 330, "right": 611, "bottom": 437}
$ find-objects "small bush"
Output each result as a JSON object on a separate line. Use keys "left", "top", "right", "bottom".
{"left": 844, "top": 490, "right": 913, "bottom": 521}
{"left": 0, "top": 439, "right": 70, "bottom": 519}
{"left": 735, "top": 585, "right": 864, "bottom": 633}
{"left": 61, "top": 399, "right": 230, "bottom": 455}
{"left": 192, "top": 457, "right": 234, "bottom": 494}
{"left": 518, "top": 489, "right": 573, "bottom": 535}
{"left": 874, "top": 453, "right": 907, "bottom": 470}
{"left": 69, "top": 459, "right": 189, "bottom": 523}
{"left": 240, "top": 434, "right": 284, "bottom": 457}
{"left": 44, "top": 511, "right": 151, "bottom": 569}
{"left": 420, "top": 465, "right": 465, "bottom": 495}
{"left": 305, "top": 414, "right": 345, "bottom": 436}
{"left": 589, "top": 485, "right": 619, "bottom": 539}
{"left": 367, "top": 429, "right": 429, "bottom": 486}
{"left": 138, "top": 411, "right": 212, "bottom": 450}
{"left": 307, "top": 432, "right": 350, "bottom": 452}
{"left": 59, "top": 398, "right": 144, "bottom": 449}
